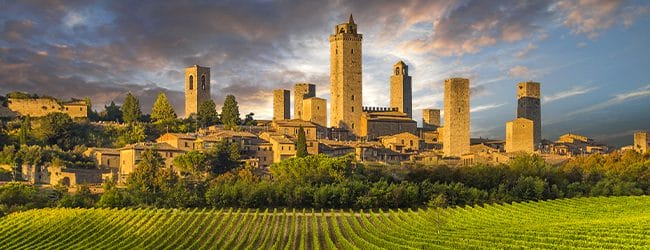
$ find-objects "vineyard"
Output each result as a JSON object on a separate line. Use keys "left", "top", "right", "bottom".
{"left": 1, "top": 196, "right": 649, "bottom": 249}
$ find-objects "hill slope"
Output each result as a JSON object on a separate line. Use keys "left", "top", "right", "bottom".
{"left": 1, "top": 196, "right": 649, "bottom": 249}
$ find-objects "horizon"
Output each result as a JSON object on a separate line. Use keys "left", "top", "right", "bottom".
{"left": 1, "top": 1, "right": 649, "bottom": 147}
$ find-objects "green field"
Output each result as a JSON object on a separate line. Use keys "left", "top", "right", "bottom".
{"left": 0, "top": 196, "right": 649, "bottom": 249}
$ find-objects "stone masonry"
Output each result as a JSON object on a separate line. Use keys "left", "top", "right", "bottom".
{"left": 294, "top": 83, "right": 316, "bottom": 120}
{"left": 443, "top": 78, "right": 470, "bottom": 157}
{"left": 505, "top": 118, "right": 534, "bottom": 153}
{"left": 517, "top": 81, "right": 541, "bottom": 149}
{"left": 422, "top": 108, "right": 440, "bottom": 130}
{"left": 273, "top": 89, "right": 290, "bottom": 120}
{"left": 185, "top": 65, "right": 211, "bottom": 118}
{"left": 330, "top": 14, "right": 363, "bottom": 136}
{"left": 634, "top": 131, "right": 648, "bottom": 154}
{"left": 302, "top": 97, "right": 327, "bottom": 127}
{"left": 390, "top": 61, "right": 412, "bottom": 118}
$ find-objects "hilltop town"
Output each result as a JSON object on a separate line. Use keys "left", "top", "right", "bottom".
{"left": 0, "top": 15, "right": 648, "bottom": 189}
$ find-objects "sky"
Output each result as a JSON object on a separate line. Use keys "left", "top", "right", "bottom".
{"left": 1, "top": 0, "right": 649, "bottom": 147}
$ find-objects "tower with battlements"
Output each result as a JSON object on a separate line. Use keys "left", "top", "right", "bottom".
{"left": 185, "top": 65, "right": 211, "bottom": 117}
{"left": 517, "top": 81, "right": 541, "bottom": 149}
{"left": 330, "top": 14, "right": 363, "bottom": 136}
{"left": 390, "top": 61, "right": 412, "bottom": 118}
{"left": 443, "top": 78, "right": 470, "bottom": 157}
{"left": 273, "top": 89, "right": 290, "bottom": 120}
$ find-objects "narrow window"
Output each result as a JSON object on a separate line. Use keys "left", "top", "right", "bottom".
{"left": 189, "top": 75, "right": 194, "bottom": 90}
{"left": 351, "top": 95, "right": 355, "bottom": 101}
{"left": 351, "top": 107, "right": 354, "bottom": 112}
{"left": 351, "top": 49, "right": 354, "bottom": 54}
{"left": 395, "top": 67, "right": 400, "bottom": 75}
{"left": 201, "top": 75, "right": 206, "bottom": 90}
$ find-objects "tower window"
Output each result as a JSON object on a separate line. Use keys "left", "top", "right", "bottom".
{"left": 189, "top": 75, "right": 194, "bottom": 90}
{"left": 351, "top": 107, "right": 354, "bottom": 112}
{"left": 351, "top": 95, "right": 355, "bottom": 101}
{"left": 351, "top": 49, "right": 354, "bottom": 54}
{"left": 201, "top": 75, "right": 206, "bottom": 90}
{"left": 395, "top": 67, "right": 400, "bottom": 75}
{"left": 352, "top": 123, "right": 355, "bottom": 129}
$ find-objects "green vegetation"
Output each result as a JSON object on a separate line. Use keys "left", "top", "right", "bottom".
{"left": 197, "top": 100, "right": 219, "bottom": 128}
{"left": 221, "top": 94, "right": 240, "bottom": 129}
{"left": 121, "top": 93, "right": 142, "bottom": 124}
{"left": 150, "top": 92, "right": 176, "bottom": 123}
{"left": 296, "top": 125, "right": 308, "bottom": 157}
{"left": 1, "top": 196, "right": 648, "bottom": 248}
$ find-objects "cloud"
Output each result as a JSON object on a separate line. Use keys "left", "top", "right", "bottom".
{"left": 554, "top": 0, "right": 649, "bottom": 38}
{"left": 516, "top": 43, "right": 538, "bottom": 59}
{"left": 543, "top": 85, "right": 598, "bottom": 103}
{"left": 568, "top": 84, "right": 650, "bottom": 115}
{"left": 470, "top": 103, "right": 505, "bottom": 113}
{"left": 508, "top": 65, "right": 531, "bottom": 78}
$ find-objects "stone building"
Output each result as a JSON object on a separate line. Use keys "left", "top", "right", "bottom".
{"left": 517, "top": 81, "right": 541, "bottom": 148}
{"left": 294, "top": 83, "right": 316, "bottom": 120}
{"left": 118, "top": 142, "right": 185, "bottom": 183}
{"left": 443, "top": 78, "right": 470, "bottom": 157}
{"left": 302, "top": 97, "right": 327, "bottom": 127}
{"left": 633, "top": 131, "right": 648, "bottom": 154}
{"left": 5, "top": 98, "right": 87, "bottom": 118}
{"left": 390, "top": 61, "right": 412, "bottom": 118}
{"left": 422, "top": 108, "right": 440, "bottom": 130}
{"left": 379, "top": 132, "right": 421, "bottom": 153}
{"left": 330, "top": 14, "right": 363, "bottom": 136}
{"left": 505, "top": 118, "right": 534, "bottom": 153}
{"left": 185, "top": 65, "right": 211, "bottom": 117}
{"left": 359, "top": 108, "right": 417, "bottom": 140}
{"left": 273, "top": 89, "right": 290, "bottom": 120}
{"left": 156, "top": 133, "right": 198, "bottom": 151}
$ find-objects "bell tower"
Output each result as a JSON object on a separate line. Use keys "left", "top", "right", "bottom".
{"left": 185, "top": 65, "right": 211, "bottom": 117}
{"left": 330, "top": 14, "right": 363, "bottom": 136}
{"left": 390, "top": 61, "right": 412, "bottom": 118}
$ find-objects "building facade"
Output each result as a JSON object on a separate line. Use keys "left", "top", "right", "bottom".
{"left": 390, "top": 61, "right": 412, "bottom": 118}
{"left": 293, "top": 83, "right": 316, "bottom": 120}
{"left": 273, "top": 89, "right": 290, "bottom": 120}
{"left": 422, "top": 108, "right": 440, "bottom": 130}
{"left": 302, "top": 97, "right": 327, "bottom": 127}
{"left": 505, "top": 118, "right": 534, "bottom": 153}
{"left": 517, "top": 81, "right": 541, "bottom": 148}
{"left": 443, "top": 78, "right": 470, "bottom": 157}
{"left": 330, "top": 15, "right": 363, "bottom": 136}
{"left": 634, "top": 131, "right": 648, "bottom": 154}
{"left": 185, "top": 65, "right": 211, "bottom": 117}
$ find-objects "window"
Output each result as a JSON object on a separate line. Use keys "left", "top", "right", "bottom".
{"left": 80, "top": 107, "right": 82, "bottom": 111}
{"left": 65, "top": 107, "right": 69, "bottom": 111}
{"left": 351, "top": 95, "right": 355, "bottom": 101}
{"left": 395, "top": 67, "right": 400, "bottom": 75}
{"left": 410, "top": 140, "right": 413, "bottom": 146}
{"left": 351, "top": 49, "right": 354, "bottom": 54}
{"left": 351, "top": 107, "right": 354, "bottom": 112}
{"left": 201, "top": 75, "right": 206, "bottom": 90}
{"left": 189, "top": 75, "right": 194, "bottom": 90}
{"left": 351, "top": 123, "right": 355, "bottom": 129}
{"left": 184, "top": 142, "right": 188, "bottom": 147}
{"left": 107, "top": 159, "right": 110, "bottom": 165}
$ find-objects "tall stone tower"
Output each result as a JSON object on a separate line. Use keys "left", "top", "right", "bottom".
{"left": 185, "top": 65, "right": 211, "bottom": 118}
{"left": 422, "top": 108, "right": 440, "bottom": 130}
{"left": 517, "top": 81, "right": 541, "bottom": 149}
{"left": 443, "top": 78, "right": 470, "bottom": 157}
{"left": 505, "top": 118, "right": 534, "bottom": 153}
{"left": 634, "top": 131, "right": 648, "bottom": 154}
{"left": 330, "top": 14, "right": 363, "bottom": 136}
{"left": 390, "top": 61, "right": 412, "bottom": 118}
{"left": 294, "top": 83, "right": 316, "bottom": 120}
{"left": 303, "top": 97, "right": 327, "bottom": 127}
{"left": 273, "top": 89, "right": 290, "bottom": 120}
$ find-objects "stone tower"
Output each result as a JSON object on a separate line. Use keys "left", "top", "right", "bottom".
{"left": 303, "top": 97, "right": 327, "bottom": 127}
{"left": 273, "top": 89, "right": 290, "bottom": 120}
{"left": 422, "top": 108, "right": 440, "bottom": 130}
{"left": 443, "top": 78, "right": 470, "bottom": 157}
{"left": 634, "top": 131, "right": 648, "bottom": 154}
{"left": 390, "top": 61, "right": 412, "bottom": 118}
{"left": 294, "top": 83, "right": 316, "bottom": 120}
{"left": 517, "top": 81, "right": 541, "bottom": 149}
{"left": 185, "top": 65, "right": 211, "bottom": 118}
{"left": 505, "top": 118, "right": 534, "bottom": 153}
{"left": 330, "top": 14, "right": 363, "bottom": 136}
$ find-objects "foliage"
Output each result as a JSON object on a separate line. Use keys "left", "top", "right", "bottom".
{"left": 122, "top": 93, "right": 142, "bottom": 124}
{"left": 151, "top": 92, "right": 177, "bottom": 123}
{"left": 116, "top": 123, "right": 146, "bottom": 147}
{"left": 57, "top": 185, "right": 95, "bottom": 208}
{"left": 220, "top": 95, "right": 240, "bottom": 129}
{"left": 85, "top": 97, "right": 100, "bottom": 122}
{"left": 270, "top": 154, "right": 355, "bottom": 185}
{"left": 99, "top": 101, "right": 122, "bottom": 122}
{"left": 172, "top": 150, "right": 208, "bottom": 179}
{"left": 18, "top": 116, "right": 30, "bottom": 145}
{"left": 0, "top": 182, "right": 49, "bottom": 213}
{"left": 296, "top": 125, "right": 307, "bottom": 158}
{"left": 242, "top": 112, "right": 256, "bottom": 126}
{"left": 205, "top": 140, "right": 241, "bottom": 174}
{"left": 197, "top": 100, "right": 219, "bottom": 128}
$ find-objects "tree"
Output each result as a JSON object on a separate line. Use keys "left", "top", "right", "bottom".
{"left": 116, "top": 123, "right": 146, "bottom": 147}
{"left": 126, "top": 148, "right": 165, "bottom": 205}
{"left": 101, "top": 101, "right": 122, "bottom": 122}
{"left": 197, "top": 100, "right": 218, "bottom": 128}
{"left": 206, "top": 140, "right": 241, "bottom": 174}
{"left": 122, "top": 93, "right": 142, "bottom": 124}
{"left": 242, "top": 112, "right": 256, "bottom": 126}
{"left": 84, "top": 97, "right": 100, "bottom": 122}
{"left": 221, "top": 95, "right": 240, "bottom": 129}
{"left": 172, "top": 150, "right": 208, "bottom": 179}
{"left": 151, "top": 92, "right": 176, "bottom": 123}
{"left": 37, "top": 113, "right": 74, "bottom": 149}
{"left": 18, "top": 116, "right": 30, "bottom": 146}
{"left": 296, "top": 125, "right": 308, "bottom": 158}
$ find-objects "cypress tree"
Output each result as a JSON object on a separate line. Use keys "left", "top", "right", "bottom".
{"left": 221, "top": 95, "right": 240, "bottom": 130}
{"left": 122, "top": 93, "right": 142, "bottom": 124}
{"left": 296, "top": 125, "right": 308, "bottom": 157}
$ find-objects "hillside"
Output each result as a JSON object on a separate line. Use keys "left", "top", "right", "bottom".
{"left": 0, "top": 196, "right": 649, "bottom": 249}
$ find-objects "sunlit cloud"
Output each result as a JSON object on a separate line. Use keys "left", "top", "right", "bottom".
{"left": 543, "top": 85, "right": 598, "bottom": 103}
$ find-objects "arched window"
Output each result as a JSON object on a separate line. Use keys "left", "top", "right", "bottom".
{"left": 351, "top": 95, "right": 355, "bottom": 101}
{"left": 339, "top": 28, "right": 345, "bottom": 33}
{"left": 201, "top": 75, "right": 206, "bottom": 90}
{"left": 351, "top": 49, "right": 354, "bottom": 54}
{"left": 395, "top": 67, "right": 400, "bottom": 75}
{"left": 189, "top": 75, "right": 194, "bottom": 90}
{"left": 351, "top": 107, "right": 354, "bottom": 112}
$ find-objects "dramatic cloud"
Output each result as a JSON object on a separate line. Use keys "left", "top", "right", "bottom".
{"left": 516, "top": 43, "right": 538, "bottom": 59}
{"left": 470, "top": 103, "right": 506, "bottom": 113}
{"left": 568, "top": 84, "right": 650, "bottom": 115}
{"left": 543, "top": 85, "right": 598, "bottom": 103}
{"left": 554, "top": 0, "right": 649, "bottom": 38}
{"left": 508, "top": 66, "right": 532, "bottom": 79}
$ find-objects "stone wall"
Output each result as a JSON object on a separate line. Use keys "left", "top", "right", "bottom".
{"left": 302, "top": 97, "right": 327, "bottom": 127}
{"left": 6, "top": 98, "right": 87, "bottom": 118}
{"left": 517, "top": 81, "right": 541, "bottom": 148}
{"left": 185, "top": 65, "right": 211, "bottom": 117}
{"left": 273, "top": 89, "right": 290, "bottom": 120}
{"left": 634, "top": 131, "right": 648, "bottom": 154}
{"left": 293, "top": 83, "right": 315, "bottom": 120}
{"left": 505, "top": 118, "right": 534, "bottom": 153}
{"left": 443, "top": 78, "right": 470, "bottom": 157}
{"left": 422, "top": 108, "right": 440, "bottom": 129}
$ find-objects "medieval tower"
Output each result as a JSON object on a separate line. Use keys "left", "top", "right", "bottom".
{"left": 634, "top": 131, "right": 648, "bottom": 154}
{"left": 330, "top": 14, "right": 363, "bottom": 136}
{"left": 273, "top": 89, "right": 290, "bottom": 120}
{"left": 390, "top": 61, "right": 412, "bottom": 118}
{"left": 443, "top": 78, "right": 470, "bottom": 157}
{"left": 294, "top": 83, "right": 316, "bottom": 120}
{"left": 505, "top": 118, "right": 534, "bottom": 153}
{"left": 422, "top": 108, "right": 440, "bottom": 130}
{"left": 185, "top": 65, "right": 211, "bottom": 118}
{"left": 517, "top": 81, "right": 541, "bottom": 149}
